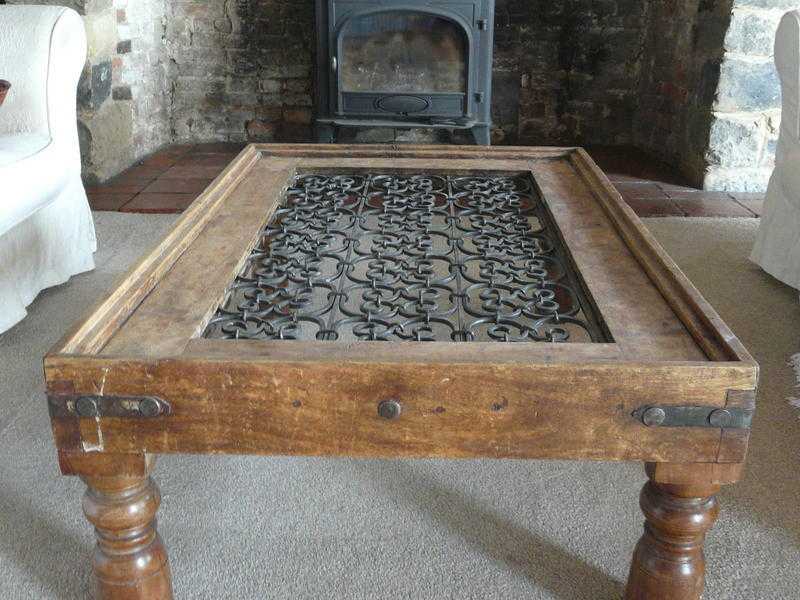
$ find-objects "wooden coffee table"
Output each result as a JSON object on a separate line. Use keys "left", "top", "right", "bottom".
{"left": 45, "top": 145, "right": 757, "bottom": 599}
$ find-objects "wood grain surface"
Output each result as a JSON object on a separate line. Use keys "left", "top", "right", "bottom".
{"left": 46, "top": 354, "right": 755, "bottom": 463}
{"left": 45, "top": 144, "right": 759, "bottom": 467}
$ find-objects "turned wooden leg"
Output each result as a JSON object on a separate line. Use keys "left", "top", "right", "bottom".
{"left": 81, "top": 458, "right": 173, "bottom": 600}
{"left": 625, "top": 465, "right": 721, "bottom": 600}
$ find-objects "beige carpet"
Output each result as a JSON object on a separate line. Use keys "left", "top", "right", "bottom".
{"left": 0, "top": 214, "right": 798, "bottom": 599}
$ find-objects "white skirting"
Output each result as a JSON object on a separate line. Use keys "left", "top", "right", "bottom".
{"left": 750, "top": 171, "right": 800, "bottom": 293}
{"left": 0, "top": 176, "right": 96, "bottom": 334}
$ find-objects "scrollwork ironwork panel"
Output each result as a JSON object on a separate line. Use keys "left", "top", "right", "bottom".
{"left": 203, "top": 173, "right": 608, "bottom": 343}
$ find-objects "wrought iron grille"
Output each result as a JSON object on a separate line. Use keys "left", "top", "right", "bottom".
{"left": 203, "top": 173, "right": 608, "bottom": 343}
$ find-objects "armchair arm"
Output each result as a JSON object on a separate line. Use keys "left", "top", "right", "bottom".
{"left": 775, "top": 10, "right": 799, "bottom": 141}
{"left": 0, "top": 6, "right": 87, "bottom": 169}
{"left": 774, "top": 11, "right": 800, "bottom": 198}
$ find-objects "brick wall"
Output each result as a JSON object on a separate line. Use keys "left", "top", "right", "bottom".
{"left": 631, "top": 0, "right": 791, "bottom": 190}
{"left": 166, "top": 0, "right": 314, "bottom": 143}
{"left": 633, "top": 0, "right": 735, "bottom": 187}
{"left": 113, "top": 0, "right": 171, "bottom": 165}
{"left": 494, "top": 0, "right": 648, "bottom": 146}
{"left": 157, "top": 0, "right": 796, "bottom": 191}
{"left": 167, "top": 0, "right": 652, "bottom": 147}
{"left": 4, "top": 0, "right": 792, "bottom": 190}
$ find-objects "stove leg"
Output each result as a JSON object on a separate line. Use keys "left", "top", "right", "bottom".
{"left": 472, "top": 124, "right": 491, "bottom": 146}
{"left": 625, "top": 463, "right": 721, "bottom": 600}
{"left": 315, "top": 123, "right": 336, "bottom": 143}
{"left": 79, "top": 455, "right": 173, "bottom": 600}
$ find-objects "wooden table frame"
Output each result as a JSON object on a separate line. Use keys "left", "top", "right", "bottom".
{"left": 45, "top": 145, "right": 758, "bottom": 599}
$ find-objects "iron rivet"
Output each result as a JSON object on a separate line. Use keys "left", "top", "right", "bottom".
{"left": 138, "top": 397, "right": 162, "bottom": 418}
{"left": 708, "top": 409, "right": 733, "bottom": 428}
{"left": 75, "top": 396, "right": 99, "bottom": 418}
{"left": 378, "top": 399, "right": 402, "bottom": 420}
{"left": 641, "top": 406, "right": 666, "bottom": 427}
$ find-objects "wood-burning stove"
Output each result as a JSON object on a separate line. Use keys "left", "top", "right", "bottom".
{"left": 314, "top": 0, "right": 495, "bottom": 145}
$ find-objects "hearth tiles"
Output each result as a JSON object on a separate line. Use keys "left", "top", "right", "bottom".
{"left": 86, "top": 144, "right": 763, "bottom": 218}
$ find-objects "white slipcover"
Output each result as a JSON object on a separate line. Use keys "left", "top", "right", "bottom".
{"left": 0, "top": 6, "right": 96, "bottom": 334}
{"left": 751, "top": 10, "right": 800, "bottom": 292}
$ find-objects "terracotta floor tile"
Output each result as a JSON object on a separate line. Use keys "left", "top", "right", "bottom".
{"left": 87, "top": 180, "right": 149, "bottom": 195}
{"left": 88, "top": 192, "right": 136, "bottom": 211}
{"left": 624, "top": 197, "right": 685, "bottom": 217}
{"left": 160, "top": 165, "right": 226, "bottom": 180}
{"left": 142, "top": 178, "right": 214, "bottom": 194}
{"left": 96, "top": 143, "right": 761, "bottom": 219}
{"left": 614, "top": 182, "right": 670, "bottom": 201}
{"left": 190, "top": 142, "right": 247, "bottom": 154}
{"left": 664, "top": 190, "right": 734, "bottom": 202}
{"left": 163, "top": 143, "right": 196, "bottom": 156}
{"left": 149, "top": 145, "right": 194, "bottom": 159}
{"left": 136, "top": 154, "right": 182, "bottom": 169}
{"left": 730, "top": 193, "right": 765, "bottom": 217}
{"left": 657, "top": 182, "right": 703, "bottom": 193}
{"left": 176, "top": 153, "right": 237, "bottom": 167}
{"left": 113, "top": 165, "right": 165, "bottom": 181}
{"left": 120, "top": 193, "right": 197, "bottom": 213}
{"left": 605, "top": 172, "right": 652, "bottom": 183}
{"left": 672, "top": 197, "right": 753, "bottom": 217}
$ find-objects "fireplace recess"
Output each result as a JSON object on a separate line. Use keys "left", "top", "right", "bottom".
{"left": 314, "top": 0, "right": 495, "bottom": 145}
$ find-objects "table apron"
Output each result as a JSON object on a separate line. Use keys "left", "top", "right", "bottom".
{"left": 45, "top": 357, "right": 755, "bottom": 464}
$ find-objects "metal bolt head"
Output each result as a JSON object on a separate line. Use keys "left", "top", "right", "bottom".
{"left": 138, "top": 397, "right": 162, "bottom": 418}
{"left": 75, "top": 396, "right": 99, "bottom": 418}
{"left": 708, "top": 409, "right": 733, "bottom": 428}
{"left": 378, "top": 399, "right": 402, "bottom": 420}
{"left": 641, "top": 406, "right": 666, "bottom": 427}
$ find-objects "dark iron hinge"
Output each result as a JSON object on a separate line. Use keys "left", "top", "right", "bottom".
{"left": 474, "top": 92, "right": 484, "bottom": 103}
{"left": 477, "top": 18, "right": 488, "bottom": 30}
{"left": 48, "top": 394, "right": 171, "bottom": 419}
{"left": 632, "top": 404, "right": 753, "bottom": 429}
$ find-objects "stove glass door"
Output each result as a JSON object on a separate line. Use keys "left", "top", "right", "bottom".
{"left": 338, "top": 11, "right": 468, "bottom": 94}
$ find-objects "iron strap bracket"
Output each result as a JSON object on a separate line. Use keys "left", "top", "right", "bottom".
{"left": 632, "top": 405, "right": 753, "bottom": 429}
{"left": 48, "top": 394, "right": 171, "bottom": 419}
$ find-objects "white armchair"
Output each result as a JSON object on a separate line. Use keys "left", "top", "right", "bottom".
{"left": 0, "top": 5, "right": 96, "bottom": 334}
{"left": 751, "top": 10, "right": 800, "bottom": 292}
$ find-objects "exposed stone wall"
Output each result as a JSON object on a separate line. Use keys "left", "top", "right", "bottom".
{"left": 633, "top": 0, "right": 734, "bottom": 187}
{"left": 166, "top": 0, "right": 652, "bottom": 147}
{"left": 78, "top": 0, "right": 133, "bottom": 182}
{"left": 4, "top": 0, "right": 170, "bottom": 182}
{"left": 111, "top": 0, "right": 171, "bottom": 170}
{"left": 704, "top": 0, "right": 790, "bottom": 191}
{"left": 494, "top": 0, "right": 648, "bottom": 146}
{"left": 158, "top": 0, "right": 791, "bottom": 190}
{"left": 3, "top": 0, "right": 792, "bottom": 190}
{"left": 166, "top": 0, "right": 314, "bottom": 143}
{"left": 78, "top": 0, "right": 171, "bottom": 182}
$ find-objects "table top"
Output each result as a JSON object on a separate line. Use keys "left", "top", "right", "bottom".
{"left": 45, "top": 145, "right": 758, "bottom": 466}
